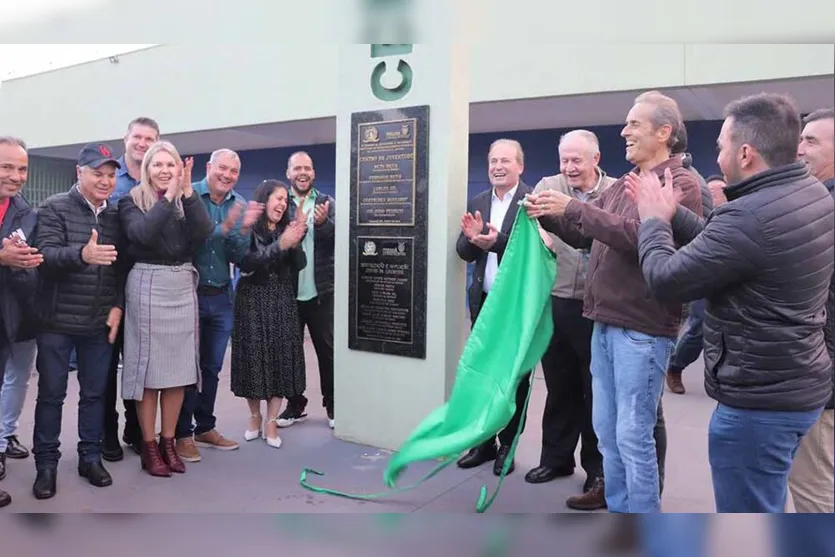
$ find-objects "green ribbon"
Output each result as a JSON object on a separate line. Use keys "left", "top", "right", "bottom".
{"left": 299, "top": 377, "right": 534, "bottom": 512}
{"left": 300, "top": 209, "right": 556, "bottom": 513}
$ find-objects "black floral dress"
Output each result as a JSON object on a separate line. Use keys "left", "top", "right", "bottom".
{"left": 231, "top": 226, "right": 306, "bottom": 400}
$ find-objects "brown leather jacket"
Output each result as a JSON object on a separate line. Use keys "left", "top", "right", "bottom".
{"left": 539, "top": 156, "right": 702, "bottom": 338}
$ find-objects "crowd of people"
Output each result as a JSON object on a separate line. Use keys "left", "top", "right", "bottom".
{"left": 0, "top": 89, "right": 833, "bottom": 516}
{"left": 456, "top": 91, "right": 834, "bottom": 514}
{"left": 0, "top": 118, "right": 335, "bottom": 507}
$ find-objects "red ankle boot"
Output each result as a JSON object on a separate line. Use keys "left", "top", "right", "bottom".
{"left": 141, "top": 440, "right": 172, "bottom": 477}
{"left": 159, "top": 437, "right": 186, "bottom": 474}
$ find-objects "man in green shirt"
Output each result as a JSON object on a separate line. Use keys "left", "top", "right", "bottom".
{"left": 277, "top": 151, "right": 336, "bottom": 429}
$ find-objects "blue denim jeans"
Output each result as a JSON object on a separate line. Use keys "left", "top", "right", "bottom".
{"left": 640, "top": 515, "right": 834, "bottom": 557}
{"left": 590, "top": 322, "right": 674, "bottom": 513}
{"left": 33, "top": 331, "right": 113, "bottom": 469}
{"left": 176, "top": 291, "right": 234, "bottom": 439}
{"left": 709, "top": 403, "right": 823, "bottom": 513}
{"left": 668, "top": 299, "right": 705, "bottom": 373}
{"left": 0, "top": 339, "right": 36, "bottom": 451}
{"left": 639, "top": 515, "right": 710, "bottom": 557}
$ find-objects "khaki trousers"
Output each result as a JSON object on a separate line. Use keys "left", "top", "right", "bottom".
{"left": 789, "top": 409, "right": 834, "bottom": 513}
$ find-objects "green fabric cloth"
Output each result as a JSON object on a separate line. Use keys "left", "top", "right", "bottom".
{"left": 300, "top": 209, "right": 557, "bottom": 512}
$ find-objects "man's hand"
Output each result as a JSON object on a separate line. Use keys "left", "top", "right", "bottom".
{"left": 107, "top": 307, "right": 122, "bottom": 344}
{"left": 221, "top": 201, "right": 245, "bottom": 234}
{"left": 470, "top": 223, "right": 499, "bottom": 250}
{"left": 460, "top": 211, "right": 484, "bottom": 240}
{"left": 709, "top": 181, "right": 728, "bottom": 208}
{"left": 81, "top": 229, "right": 118, "bottom": 266}
{"left": 241, "top": 201, "right": 265, "bottom": 233}
{"left": 624, "top": 167, "right": 677, "bottom": 223}
{"left": 180, "top": 157, "right": 195, "bottom": 197}
{"left": 313, "top": 200, "right": 330, "bottom": 226}
{"left": 523, "top": 190, "right": 573, "bottom": 218}
{"left": 0, "top": 237, "right": 43, "bottom": 269}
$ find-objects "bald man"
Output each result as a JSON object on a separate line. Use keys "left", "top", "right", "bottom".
{"left": 528, "top": 130, "right": 613, "bottom": 510}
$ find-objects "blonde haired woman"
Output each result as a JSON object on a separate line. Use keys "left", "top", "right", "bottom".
{"left": 118, "top": 141, "right": 213, "bottom": 477}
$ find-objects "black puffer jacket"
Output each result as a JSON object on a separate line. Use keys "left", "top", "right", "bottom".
{"left": 33, "top": 186, "right": 127, "bottom": 335}
{"left": 823, "top": 177, "right": 835, "bottom": 409}
{"left": 638, "top": 162, "right": 834, "bottom": 411}
{"left": 0, "top": 194, "right": 39, "bottom": 343}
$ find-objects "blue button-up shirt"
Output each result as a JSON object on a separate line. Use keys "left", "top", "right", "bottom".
{"left": 110, "top": 155, "right": 139, "bottom": 202}
{"left": 193, "top": 179, "right": 251, "bottom": 289}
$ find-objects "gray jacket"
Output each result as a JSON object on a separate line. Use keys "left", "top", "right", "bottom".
{"left": 533, "top": 170, "right": 616, "bottom": 300}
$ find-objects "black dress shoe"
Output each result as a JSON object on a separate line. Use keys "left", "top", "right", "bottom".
{"left": 524, "top": 465, "right": 574, "bottom": 484}
{"left": 78, "top": 460, "right": 113, "bottom": 487}
{"left": 4, "top": 435, "right": 30, "bottom": 459}
{"left": 101, "top": 440, "right": 124, "bottom": 462}
{"left": 122, "top": 434, "right": 141, "bottom": 456}
{"left": 493, "top": 445, "right": 515, "bottom": 476}
{"left": 457, "top": 442, "right": 498, "bottom": 469}
{"left": 33, "top": 468, "right": 57, "bottom": 500}
{"left": 0, "top": 454, "right": 6, "bottom": 481}
{"left": 0, "top": 489, "right": 10, "bottom": 508}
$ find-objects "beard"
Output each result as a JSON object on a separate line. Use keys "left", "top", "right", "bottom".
{"left": 721, "top": 159, "right": 743, "bottom": 186}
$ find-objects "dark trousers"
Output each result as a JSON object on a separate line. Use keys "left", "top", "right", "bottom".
{"left": 176, "top": 291, "right": 234, "bottom": 439}
{"left": 474, "top": 291, "right": 531, "bottom": 448}
{"left": 539, "top": 296, "right": 603, "bottom": 478}
{"left": 656, "top": 398, "right": 667, "bottom": 495}
{"left": 289, "top": 292, "right": 334, "bottom": 413}
{"left": 33, "top": 330, "right": 113, "bottom": 470}
{"left": 0, "top": 340, "right": 8, "bottom": 386}
{"left": 103, "top": 316, "right": 140, "bottom": 443}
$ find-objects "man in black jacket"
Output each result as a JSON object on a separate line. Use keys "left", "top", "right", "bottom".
{"left": 0, "top": 136, "right": 41, "bottom": 508}
{"left": 630, "top": 93, "right": 834, "bottom": 513}
{"left": 31, "top": 143, "right": 128, "bottom": 500}
{"left": 790, "top": 107, "right": 835, "bottom": 513}
{"left": 278, "top": 152, "right": 337, "bottom": 429}
{"left": 664, "top": 141, "right": 718, "bottom": 396}
{"left": 455, "top": 138, "right": 532, "bottom": 476}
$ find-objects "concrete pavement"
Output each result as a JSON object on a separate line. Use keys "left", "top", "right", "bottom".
{"left": 0, "top": 334, "right": 776, "bottom": 555}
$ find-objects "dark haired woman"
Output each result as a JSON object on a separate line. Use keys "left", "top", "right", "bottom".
{"left": 231, "top": 180, "right": 308, "bottom": 448}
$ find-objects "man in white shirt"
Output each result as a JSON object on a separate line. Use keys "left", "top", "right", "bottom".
{"left": 455, "top": 138, "right": 534, "bottom": 476}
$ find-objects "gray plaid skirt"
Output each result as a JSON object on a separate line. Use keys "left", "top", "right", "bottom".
{"left": 122, "top": 262, "right": 200, "bottom": 400}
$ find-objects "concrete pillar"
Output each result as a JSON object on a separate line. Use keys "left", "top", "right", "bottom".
{"left": 333, "top": 4, "right": 473, "bottom": 450}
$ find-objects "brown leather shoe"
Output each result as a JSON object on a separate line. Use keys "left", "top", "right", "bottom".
{"left": 566, "top": 477, "right": 607, "bottom": 511}
{"left": 194, "top": 429, "right": 239, "bottom": 451}
{"left": 666, "top": 371, "right": 685, "bottom": 394}
{"left": 160, "top": 437, "right": 186, "bottom": 473}
{"left": 175, "top": 437, "right": 202, "bottom": 462}
{"left": 140, "top": 440, "right": 171, "bottom": 478}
